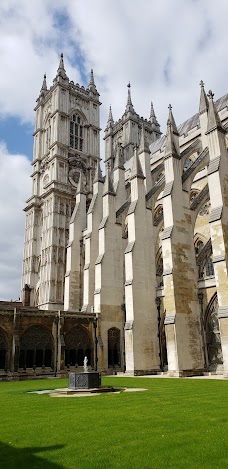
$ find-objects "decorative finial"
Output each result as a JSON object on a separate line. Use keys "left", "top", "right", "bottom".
{"left": 200, "top": 80, "right": 204, "bottom": 88}
{"left": 168, "top": 104, "right": 172, "bottom": 111}
{"left": 207, "top": 90, "right": 214, "bottom": 100}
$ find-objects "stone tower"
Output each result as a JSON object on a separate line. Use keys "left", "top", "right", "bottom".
{"left": 21, "top": 54, "right": 101, "bottom": 310}
{"left": 104, "top": 87, "right": 161, "bottom": 170}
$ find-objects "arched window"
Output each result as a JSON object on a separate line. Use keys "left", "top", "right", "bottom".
{"left": 0, "top": 328, "right": 7, "bottom": 370}
{"left": 70, "top": 114, "right": 83, "bottom": 151}
{"left": 19, "top": 326, "right": 53, "bottom": 369}
{"left": 64, "top": 326, "right": 91, "bottom": 367}
{"left": 108, "top": 328, "right": 121, "bottom": 368}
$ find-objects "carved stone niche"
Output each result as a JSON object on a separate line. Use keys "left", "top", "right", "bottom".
{"left": 68, "top": 153, "right": 87, "bottom": 189}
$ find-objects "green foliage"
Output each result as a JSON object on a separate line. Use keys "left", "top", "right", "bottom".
{"left": 0, "top": 377, "right": 228, "bottom": 468}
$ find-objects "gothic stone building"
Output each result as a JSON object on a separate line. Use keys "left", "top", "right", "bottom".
{"left": 1, "top": 55, "right": 228, "bottom": 380}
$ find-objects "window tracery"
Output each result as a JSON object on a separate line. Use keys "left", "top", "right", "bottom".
{"left": 70, "top": 114, "right": 83, "bottom": 151}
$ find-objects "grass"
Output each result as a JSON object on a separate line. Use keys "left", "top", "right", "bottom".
{"left": 0, "top": 376, "right": 228, "bottom": 469}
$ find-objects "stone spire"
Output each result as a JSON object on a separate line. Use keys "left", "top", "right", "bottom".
{"left": 94, "top": 159, "right": 103, "bottom": 183}
{"left": 165, "top": 119, "right": 180, "bottom": 159}
{"left": 88, "top": 69, "right": 97, "bottom": 93}
{"left": 41, "top": 74, "right": 47, "bottom": 92}
{"left": 168, "top": 104, "right": 179, "bottom": 135}
{"left": 199, "top": 80, "right": 209, "bottom": 115}
{"left": 125, "top": 83, "right": 135, "bottom": 113}
{"left": 57, "top": 53, "right": 67, "bottom": 78}
{"left": 206, "top": 90, "right": 224, "bottom": 133}
{"left": 106, "top": 105, "right": 114, "bottom": 128}
{"left": 103, "top": 165, "right": 115, "bottom": 196}
{"left": 108, "top": 105, "right": 114, "bottom": 123}
{"left": 76, "top": 172, "right": 85, "bottom": 195}
{"left": 138, "top": 125, "right": 150, "bottom": 155}
{"left": 130, "top": 146, "right": 145, "bottom": 179}
{"left": 114, "top": 143, "right": 124, "bottom": 170}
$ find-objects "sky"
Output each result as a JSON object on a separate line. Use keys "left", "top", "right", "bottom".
{"left": 1, "top": 0, "right": 228, "bottom": 300}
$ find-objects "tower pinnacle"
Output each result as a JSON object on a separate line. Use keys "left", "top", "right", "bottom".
{"left": 88, "top": 69, "right": 98, "bottom": 94}
{"left": 168, "top": 104, "right": 179, "bottom": 135}
{"left": 206, "top": 90, "right": 224, "bottom": 133}
{"left": 130, "top": 146, "right": 145, "bottom": 179}
{"left": 165, "top": 119, "right": 180, "bottom": 159}
{"left": 125, "top": 83, "right": 135, "bottom": 113}
{"left": 57, "top": 53, "right": 67, "bottom": 78}
{"left": 199, "top": 80, "right": 209, "bottom": 115}
{"left": 41, "top": 74, "right": 47, "bottom": 92}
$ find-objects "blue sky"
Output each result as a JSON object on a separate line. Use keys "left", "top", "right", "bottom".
{"left": 1, "top": 0, "right": 228, "bottom": 300}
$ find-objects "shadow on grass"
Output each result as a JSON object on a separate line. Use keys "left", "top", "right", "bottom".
{"left": 0, "top": 442, "right": 65, "bottom": 468}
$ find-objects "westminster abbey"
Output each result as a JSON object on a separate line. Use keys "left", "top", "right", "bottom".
{"left": 0, "top": 54, "right": 228, "bottom": 379}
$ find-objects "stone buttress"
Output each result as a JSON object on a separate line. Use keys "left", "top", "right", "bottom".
{"left": 94, "top": 166, "right": 125, "bottom": 371}
{"left": 206, "top": 91, "right": 228, "bottom": 374}
{"left": 161, "top": 117, "right": 204, "bottom": 374}
{"left": 64, "top": 174, "right": 86, "bottom": 310}
{"left": 82, "top": 161, "right": 104, "bottom": 313}
{"left": 124, "top": 147, "right": 160, "bottom": 374}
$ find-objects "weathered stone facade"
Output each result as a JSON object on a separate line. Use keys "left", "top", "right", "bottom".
{"left": 1, "top": 56, "right": 228, "bottom": 380}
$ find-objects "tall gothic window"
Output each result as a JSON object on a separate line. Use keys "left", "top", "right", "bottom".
{"left": 70, "top": 114, "right": 83, "bottom": 151}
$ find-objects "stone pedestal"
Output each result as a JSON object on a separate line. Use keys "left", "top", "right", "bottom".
{"left": 68, "top": 371, "right": 101, "bottom": 389}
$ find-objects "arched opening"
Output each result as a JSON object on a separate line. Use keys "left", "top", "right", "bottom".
{"left": 64, "top": 326, "right": 92, "bottom": 368}
{"left": 108, "top": 327, "right": 121, "bottom": 368}
{"left": 204, "top": 293, "right": 223, "bottom": 371}
{"left": 19, "top": 326, "right": 53, "bottom": 370}
{"left": 0, "top": 328, "right": 8, "bottom": 370}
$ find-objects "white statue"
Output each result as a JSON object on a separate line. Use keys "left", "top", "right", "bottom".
{"left": 83, "top": 356, "right": 88, "bottom": 372}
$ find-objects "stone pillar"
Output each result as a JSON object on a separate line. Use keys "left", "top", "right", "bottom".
{"left": 206, "top": 91, "right": 228, "bottom": 375}
{"left": 124, "top": 148, "right": 160, "bottom": 374}
{"left": 162, "top": 119, "right": 203, "bottom": 374}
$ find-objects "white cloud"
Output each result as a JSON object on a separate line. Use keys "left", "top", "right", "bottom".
{"left": 0, "top": 142, "right": 31, "bottom": 300}
{"left": 0, "top": 0, "right": 228, "bottom": 130}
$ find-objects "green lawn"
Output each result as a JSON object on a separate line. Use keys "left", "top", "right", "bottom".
{"left": 0, "top": 376, "right": 227, "bottom": 469}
